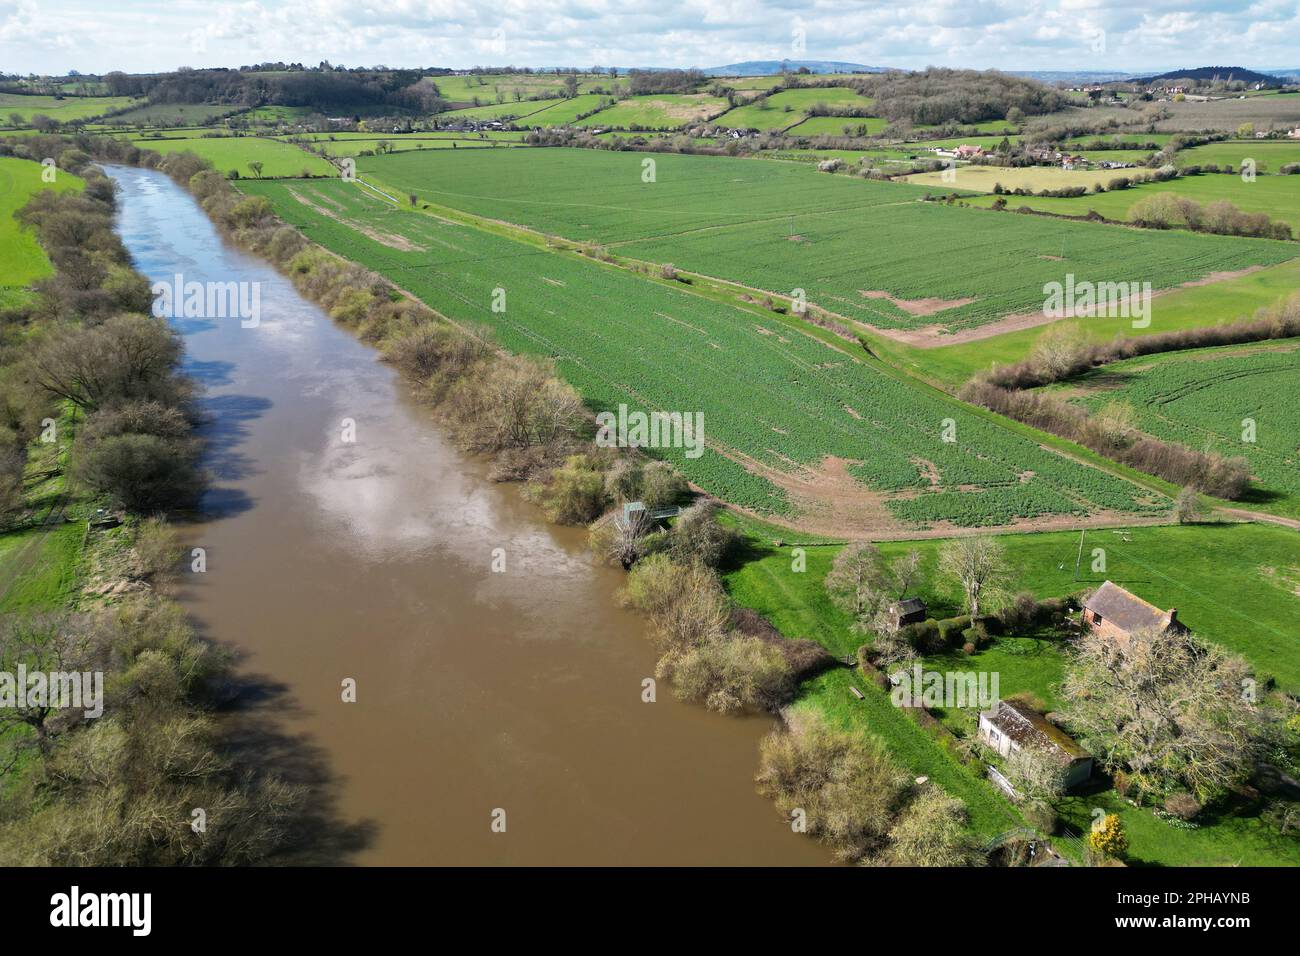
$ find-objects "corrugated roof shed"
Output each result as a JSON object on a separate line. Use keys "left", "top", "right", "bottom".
{"left": 983, "top": 699, "right": 1089, "bottom": 762}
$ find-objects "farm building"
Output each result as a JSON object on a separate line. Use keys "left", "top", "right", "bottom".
{"left": 887, "top": 597, "right": 927, "bottom": 630}
{"left": 1082, "top": 580, "right": 1185, "bottom": 647}
{"left": 978, "top": 699, "right": 1093, "bottom": 791}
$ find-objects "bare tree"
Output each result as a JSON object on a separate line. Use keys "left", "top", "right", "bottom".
{"left": 938, "top": 536, "right": 1008, "bottom": 620}
{"left": 1062, "top": 626, "right": 1262, "bottom": 802}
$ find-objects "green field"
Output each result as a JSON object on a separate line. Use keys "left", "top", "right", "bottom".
{"left": 1065, "top": 344, "right": 1300, "bottom": 517}
{"left": 107, "top": 102, "right": 236, "bottom": 126}
{"left": 426, "top": 73, "right": 607, "bottom": 104}
{"left": 128, "top": 136, "right": 338, "bottom": 178}
{"left": 0, "top": 157, "right": 84, "bottom": 306}
{"left": 433, "top": 98, "right": 566, "bottom": 123}
{"left": 353, "top": 148, "right": 1297, "bottom": 333}
{"left": 573, "top": 94, "right": 729, "bottom": 129}
{"left": 0, "top": 93, "right": 138, "bottom": 125}
{"left": 240, "top": 176, "right": 1168, "bottom": 530}
{"left": 785, "top": 115, "right": 888, "bottom": 137}
{"left": 513, "top": 94, "right": 612, "bottom": 127}
{"left": 1178, "top": 138, "right": 1300, "bottom": 173}
{"left": 885, "top": 256, "right": 1300, "bottom": 389}
{"left": 713, "top": 88, "right": 876, "bottom": 132}
{"left": 968, "top": 170, "right": 1300, "bottom": 233}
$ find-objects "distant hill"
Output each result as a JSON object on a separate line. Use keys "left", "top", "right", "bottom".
{"left": 702, "top": 60, "right": 887, "bottom": 76}
{"left": 1129, "top": 66, "right": 1284, "bottom": 86}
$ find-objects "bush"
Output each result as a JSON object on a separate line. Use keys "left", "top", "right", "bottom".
{"left": 529, "top": 455, "right": 608, "bottom": 524}
{"left": 656, "top": 633, "right": 794, "bottom": 714}
{"left": 937, "top": 616, "right": 971, "bottom": 647}
{"left": 999, "top": 591, "right": 1041, "bottom": 632}
{"left": 898, "top": 618, "right": 943, "bottom": 653}
{"left": 961, "top": 642, "right": 975, "bottom": 655}
{"left": 1023, "top": 802, "right": 1060, "bottom": 835}
{"left": 621, "top": 553, "right": 730, "bottom": 651}
{"left": 755, "top": 710, "right": 906, "bottom": 863}
{"left": 75, "top": 433, "right": 201, "bottom": 513}
{"left": 961, "top": 622, "right": 991, "bottom": 649}
{"left": 667, "top": 500, "right": 735, "bottom": 568}
{"left": 1164, "top": 792, "right": 1202, "bottom": 821}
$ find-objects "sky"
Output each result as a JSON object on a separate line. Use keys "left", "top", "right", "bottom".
{"left": 1, "top": 0, "right": 1298, "bottom": 76}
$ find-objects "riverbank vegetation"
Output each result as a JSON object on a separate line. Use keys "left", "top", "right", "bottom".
{"left": 0, "top": 137, "right": 328, "bottom": 865}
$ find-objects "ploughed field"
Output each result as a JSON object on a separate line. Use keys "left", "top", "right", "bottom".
{"left": 241, "top": 177, "right": 1168, "bottom": 531}
{"left": 354, "top": 148, "right": 1299, "bottom": 333}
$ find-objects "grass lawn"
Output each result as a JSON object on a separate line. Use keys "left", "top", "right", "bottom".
{"left": 432, "top": 98, "right": 565, "bottom": 123}
{"left": 874, "top": 523, "right": 1300, "bottom": 691}
{"left": 129, "top": 136, "right": 337, "bottom": 178}
{"left": 785, "top": 115, "right": 887, "bottom": 137}
{"left": 0, "top": 156, "right": 84, "bottom": 300}
{"left": 0, "top": 523, "right": 83, "bottom": 613}
{"left": 1059, "top": 790, "right": 1300, "bottom": 867}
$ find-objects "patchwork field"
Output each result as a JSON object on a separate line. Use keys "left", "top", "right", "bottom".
{"left": 902, "top": 165, "right": 1123, "bottom": 192}
{"left": 1064, "top": 344, "right": 1300, "bottom": 517}
{"left": 129, "top": 135, "right": 338, "bottom": 177}
{"left": 425, "top": 73, "right": 608, "bottom": 104}
{"left": 354, "top": 148, "right": 1297, "bottom": 334}
{"left": 432, "top": 98, "right": 566, "bottom": 123}
{"left": 240, "top": 177, "right": 1170, "bottom": 532}
{"left": 0, "top": 156, "right": 84, "bottom": 307}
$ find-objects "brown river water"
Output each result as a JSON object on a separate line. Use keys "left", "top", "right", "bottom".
{"left": 104, "top": 165, "right": 829, "bottom": 866}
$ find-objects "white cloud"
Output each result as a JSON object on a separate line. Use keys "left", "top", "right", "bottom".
{"left": 1, "top": 0, "right": 1297, "bottom": 74}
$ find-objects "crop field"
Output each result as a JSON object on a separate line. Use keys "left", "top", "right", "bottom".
{"left": 967, "top": 170, "right": 1300, "bottom": 232}
{"left": 888, "top": 256, "right": 1300, "bottom": 389}
{"left": 0, "top": 156, "right": 84, "bottom": 306}
{"left": 128, "top": 135, "right": 338, "bottom": 177}
{"left": 240, "top": 177, "right": 1168, "bottom": 530}
{"left": 357, "top": 148, "right": 1299, "bottom": 333}
{"left": 1064, "top": 344, "right": 1300, "bottom": 517}
{"left": 0, "top": 93, "right": 138, "bottom": 125}
{"left": 573, "top": 94, "right": 729, "bottom": 129}
{"left": 358, "top": 147, "right": 929, "bottom": 240}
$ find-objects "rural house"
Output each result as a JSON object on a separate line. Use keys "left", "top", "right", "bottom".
{"left": 1082, "top": 580, "right": 1186, "bottom": 646}
{"left": 979, "top": 699, "right": 1093, "bottom": 791}
{"left": 887, "top": 597, "right": 927, "bottom": 630}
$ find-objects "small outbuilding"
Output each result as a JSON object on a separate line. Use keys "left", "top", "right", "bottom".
{"left": 887, "top": 597, "right": 927, "bottom": 631}
{"left": 978, "top": 698, "right": 1093, "bottom": 791}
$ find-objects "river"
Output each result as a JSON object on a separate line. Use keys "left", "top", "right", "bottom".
{"left": 103, "top": 164, "right": 829, "bottom": 866}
